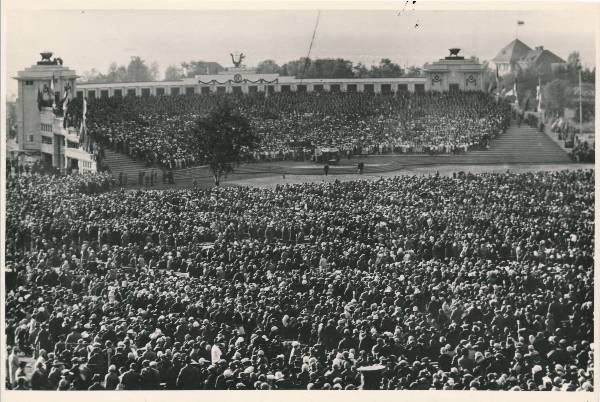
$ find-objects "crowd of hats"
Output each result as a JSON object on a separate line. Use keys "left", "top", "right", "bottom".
{"left": 75, "top": 91, "right": 510, "bottom": 168}
{"left": 5, "top": 169, "right": 594, "bottom": 391}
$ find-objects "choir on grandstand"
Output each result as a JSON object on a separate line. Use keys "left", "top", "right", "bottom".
{"left": 59, "top": 91, "right": 510, "bottom": 171}
{"left": 5, "top": 169, "right": 594, "bottom": 391}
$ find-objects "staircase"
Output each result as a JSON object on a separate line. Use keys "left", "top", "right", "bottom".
{"left": 102, "top": 149, "right": 157, "bottom": 184}
{"left": 458, "top": 122, "right": 572, "bottom": 164}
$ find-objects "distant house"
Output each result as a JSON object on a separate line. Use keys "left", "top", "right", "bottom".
{"left": 491, "top": 39, "right": 566, "bottom": 75}
{"left": 517, "top": 46, "right": 566, "bottom": 75}
{"left": 490, "top": 39, "right": 532, "bottom": 75}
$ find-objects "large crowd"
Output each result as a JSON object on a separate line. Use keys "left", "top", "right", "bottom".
{"left": 4, "top": 169, "right": 594, "bottom": 391}
{"left": 68, "top": 92, "right": 511, "bottom": 169}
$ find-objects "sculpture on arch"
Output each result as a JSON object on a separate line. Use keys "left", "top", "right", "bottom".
{"left": 230, "top": 52, "right": 246, "bottom": 68}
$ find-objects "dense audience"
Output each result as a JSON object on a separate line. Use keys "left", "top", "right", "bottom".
{"left": 66, "top": 92, "right": 510, "bottom": 168}
{"left": 5, "top": 169, "right": 594, "bottom": 391}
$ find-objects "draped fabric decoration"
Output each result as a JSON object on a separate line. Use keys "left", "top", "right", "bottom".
{"left": 197, "top": 78, "right": 279, "bottom": 85}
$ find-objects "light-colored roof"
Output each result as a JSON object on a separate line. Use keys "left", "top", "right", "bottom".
{"left": 491, "top": 39, "right": 532, "bottom": 64}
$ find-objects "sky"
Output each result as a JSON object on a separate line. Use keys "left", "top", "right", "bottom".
{"left": 5, "top": 7, "right": 597, "bottom": 98}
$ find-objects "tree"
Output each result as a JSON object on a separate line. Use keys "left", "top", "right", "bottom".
{"left": 181, "top": 60, "right": 225, "bottom": 77}
{"left": 353, "top": 62, "right": 369, "bottom": 78}
{"left": 165, "top": 65, "right": 184, "bottom": 81}
{"left": 150, "top": 62, "right": 160, "bottom": 81}
{"left": 542, "top": 79, "right": 572, "bottom": 115}
{"left": 106, "top": 63, "right": 129, "bottom": 82}
{"left": 80, "top": 68, "right": 104, "bottom": 83}
{"left": 581, "top": 67, "right": 595, "bottom": 83}
{"left": 567, "top": 52, "right": 582, "bottom": 73}
{"left": 256, "top": 59, "right": 281, "bottom": 74}
{"left": 280, "top": 58, "right": 310, "bottom": 78}
{"left": 502, "top": 65, "right": 541, "bottom": 110}
{"left": 191, "top": 101, "right": 257, "bottom": 186}
{"left": 370, "top": 59, "right": 404, "bottom": 78}
{"left": 404, "top": 65, "right": 423, "bottom": 78}
{"left": 280, "top": 57, "right": 355, "bottom": 79}
{"left": 127, "top": 56, "right": 154, "bottom": 82}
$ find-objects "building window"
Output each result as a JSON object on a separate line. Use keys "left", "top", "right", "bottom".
{"left": 216, "top": 86, "right": 226, "bottom": 93}
{"left": 281, "top": 85, "right": 291, "bottom": 93}
{"left": 41, "top": 136, "right": 53, "bottom": 145}
{"left": 346, "top": 84, "right": 357, "bottom": 93}
{"left": 313, "top": 84, "right": 324, "bottom": 92}
{"left": 127, "top": 89, "right": 137, "bottom": 97}
{"left": 156, "top": 88, "right": 165, "bottom": 96}
{"left": 171, "top": 87, "right": 180, "bottom": 96}
{"left": 397, "top": 84, "right": 408, "bottom": 92}
{"left": 29, "top": 135, "right": 34, "bottom": 142}
{"left": 414, "top": 84, "right": 425, "bottom": 93}
{"left": 201, "top": 87, "right": 211, "bottom": 95}
{"left": 114, "top": 89, "right": 122, "bottom": 98}
{"left": 25, "top": 80, "right": 34, "bottom": 86}
{"left": 329, "top": 84, "right": 340, "bottom": 92}
{"left": 100, "top": 90, "right": 109, "bottom": 99}
{"left": 296, "top": 85, "right": 307, "bottom": 92}
{"left": 186, "top": 87, "right": 195, "bottom": 95}
{"left": 363, "top": 84, "right": 374, "bottom": 93}
{"left": 266, "top": 86, "right": 275, "bottom": 94}
{"left": 141, "top": 88, "right": 150, "bottom": 97}
{"left": 67, "top": 140, "right": 79, "bottom": 149}
{"left": 232, "top": 86, "right": 242, "bottom": 95}
{"left": 87, "top": 90, "right": 96, "bottom": 99}
{"left": 76, "top": 91, "right": 83, "bottom": 98}
{"left": 381, "top": 84, "right": 391, "bottom": 94}
{"left": 248, "top": 86, "right": 258, "bottom": 94}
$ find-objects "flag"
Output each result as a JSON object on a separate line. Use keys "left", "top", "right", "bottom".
{"left": 495, "top": 64, "right": 501, "bottom": 95}
{"left": 50, "top": 75, "right": 56, "bottom": 108}
{"left": 37, "top": 88, "right": 43, "bottom": 111}
{"left": 536, "top": 77, "right": 542, "bottom": 111}
{"left": 517, "top": 20, "right": 525, "bottom": 25}
{"left": 62, "top": 86, "right": 70, "bottom": 128}
{"left": 80, "top": 97, "right": 88, "bottom": 150}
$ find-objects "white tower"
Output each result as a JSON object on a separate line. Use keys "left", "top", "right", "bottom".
{"left": 13, "top": 52, "right": 78, "bottom": 169}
